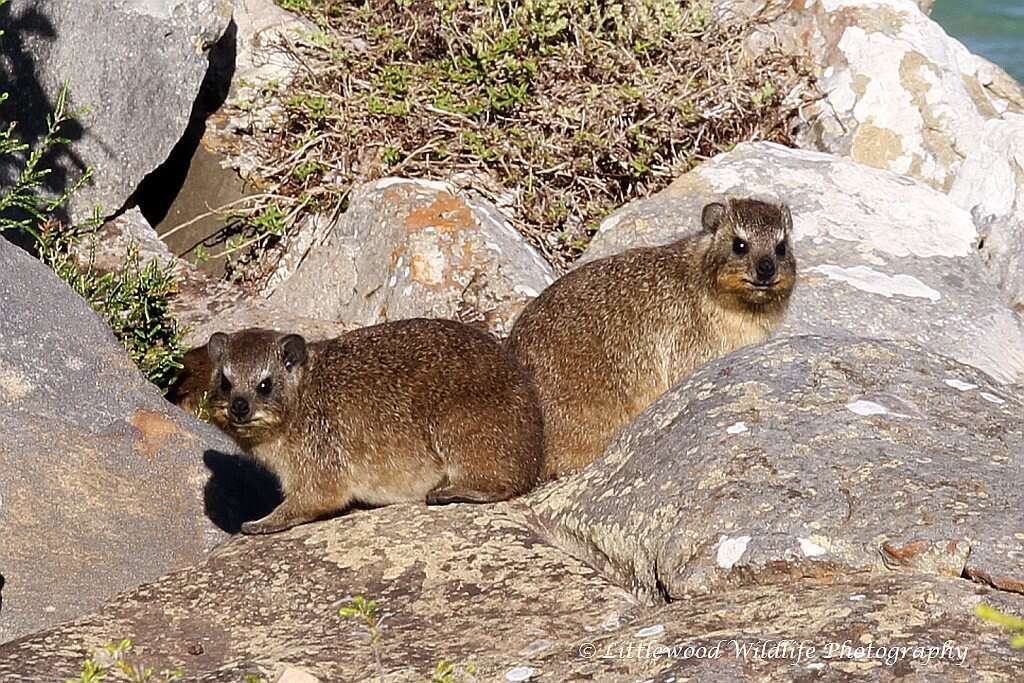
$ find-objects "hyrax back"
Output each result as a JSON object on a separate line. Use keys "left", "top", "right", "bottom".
{"left": 507, "top": 198, "right": 796, "bottom": 479}
{"left": 206, "top": 319, "right": 543, "bottom": 534}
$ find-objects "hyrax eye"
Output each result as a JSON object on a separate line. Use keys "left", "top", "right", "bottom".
{"left": 258, "top": 378, "right": 273, "bottom": 396}
{"left": 732, "top": 238, "right": 748, "bottom": 255}
{"left": 219, "top": 373, "right": 232, "bottom": 392}
{"left": 775, "top": 241, "right": 787, "bottom": 257}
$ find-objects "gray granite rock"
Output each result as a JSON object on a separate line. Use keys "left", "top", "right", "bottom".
{"left": 0, "top": 237, "right": 270, "bottom": 644}
{"left": 0, "top": 0, "right": 233, "bottom": 221}
{"left": 267, "top": 178, "right": 557, "bottom": 338}
{"left": 529, "top": 335, "right": 1024, "bottom": 605}
{"left": 0, "top": 501, "right": 1019, "bottom": 680}
{"left": 977, "top": 211, "right": 1024, "bottom": 312}
{"left": 584, "top": 142, "right": 1024, "bottom": 384}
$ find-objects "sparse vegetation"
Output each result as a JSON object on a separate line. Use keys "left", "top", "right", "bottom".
{"left": 430, "top": 659, "right": 477, "bottom": 683}
{"left": 67, "top": 639, "right": 183, "bottom": 683}
{"left": 217, "top": 0, "right": 814, "bottom": 272}
{"left": 339, "top": 595, "right": 387, "bottom": 681}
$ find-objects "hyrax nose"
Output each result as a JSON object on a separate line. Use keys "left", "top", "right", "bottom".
{"left": 756, "top": 256, "right": 776, "bottom": 281}
{"left": 230, "top": 396, "right": 251, "bottom": 421}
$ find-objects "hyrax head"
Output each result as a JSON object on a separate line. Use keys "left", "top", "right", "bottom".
{"left": 700, "top": 198, "right": 796, "bottom": 308}
{"left": 206, "top": 328, "right": 308, "bottom": 442}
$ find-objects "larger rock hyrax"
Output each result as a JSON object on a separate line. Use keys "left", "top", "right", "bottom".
{"left": 206, "top": 318, "right": 543, "bottom": 534}
{"left": 507, "top": 198, "right": 796, "bottom": 479}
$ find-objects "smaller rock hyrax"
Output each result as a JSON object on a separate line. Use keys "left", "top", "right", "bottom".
{"left": 507, "top": 198, "right": 797, "bottom": 479}
{"left": 206, "top": 318, "right": 543, "bottom": 534}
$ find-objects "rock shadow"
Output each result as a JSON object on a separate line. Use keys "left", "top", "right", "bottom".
{"left": 131, "top": 19, "right": 238, "bottom": 226}
{"left": 202, "top": 449, "right": 282, "bottom": 534}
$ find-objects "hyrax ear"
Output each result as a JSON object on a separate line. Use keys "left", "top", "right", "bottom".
{"left": 779, "top": 203, "right": 793, "bottom": 232}
{"left": 280, "top": 334, "right": 308, "bottom": 371}
{"left": 701, "top": 202, "right": 727, "bottom": 234}
{"left": 207, "top": 332, "right": 229, "bottom": 365}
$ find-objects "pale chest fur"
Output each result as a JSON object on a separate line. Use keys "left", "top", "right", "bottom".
{"left": 656, "top": 299, "right": 782, "bottom": 391}
{"left": 249, "top": 434, "right": 298, "bottom": 489}
{"left": 709, "top": 303, "right": 779, "bottom": 355}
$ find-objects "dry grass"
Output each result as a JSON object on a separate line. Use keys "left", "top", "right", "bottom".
{"left": 218, "top": 0, "right": 815, "bottom": 272}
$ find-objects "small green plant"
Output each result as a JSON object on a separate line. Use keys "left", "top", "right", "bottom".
{"left": 339, "top": 595, "right": 386, "bottom": 681}
{"left": 194, "top": 390, "right": 212, "bottom": 422}
{"left": 430, "top": 659, "right": 477, "bottom": 683}
{"left": 976, "top": 603, "right": 1024, "bottom": 648}
{"left": 0, "top": 84, "right": 93, "bottom": 237}
{"left": 67, "top": 639, "right": 183, "bottom": 683}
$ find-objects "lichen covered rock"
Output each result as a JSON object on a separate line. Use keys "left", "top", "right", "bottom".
{"left": 267, "top": 178, "right": 557, "bottom": 338}
{"left": 530, "top": 336, "right": 1023, "bottom": 604}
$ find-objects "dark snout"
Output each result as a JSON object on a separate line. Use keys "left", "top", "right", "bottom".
{"left": 230, "top": 396, "right": 251, "bottom": 422}
{"left": 755, "top": 256, "right": 777, "bottom": 282}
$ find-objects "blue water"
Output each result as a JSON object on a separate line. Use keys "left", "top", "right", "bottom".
{"left": 932, "top": 1, "right": 1024, "bottom": 84}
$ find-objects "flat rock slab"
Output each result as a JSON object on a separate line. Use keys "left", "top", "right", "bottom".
{"left": 585, "top": 142, "right": 1024, "bottom": 383}
{"left": 268, "top": 178, "right": 557, "bottom": 338}
{"left": 0, "top": 502, "right": 640, "bottom": 681}
{"left": 0, "top": 504, "right": 1019, "bottom": 680}
{"left": 0, "top": 0, "right": 233, "bottom": 221}
{"left": 0, "top": 238, "right": 266, "bottom": 643}
{"left": 529, "top": 335, "right": 1024, "bottom": 605}
{"left": 531, "top": 573, "right": 1023, "bottom": 680}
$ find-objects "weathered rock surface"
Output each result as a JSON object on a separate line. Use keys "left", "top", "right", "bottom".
{"left": 785, "top": 0, "right": 1023, "bottom": 189}
{"left": 0, "top": 502, "right": 1020, "bottom": 680}
{"left": 529, "top": 335, "right": 1024, "bottom": 606}
{"left": 0, "top": 0, "right": 234, "bottom": 222}
{"left": 586, "top": 142, "right": 1024, "bottom": 383}
{"left": 0, "top": 502, "right": 639, "bottom": 681}
{"left": 231, "top": 0, "right": 309, "bottom": 88}
{"left": 977, "top": 212, "right": 1024, "bottom": 312}
{"left": 737, "top": 0, "right": 1024, "bottom": 305}
{"left": 0, "top": 237, "right": 272, "bottom": 644}
{"left": 267, "top": 178, "right": 557, "bottom": 338}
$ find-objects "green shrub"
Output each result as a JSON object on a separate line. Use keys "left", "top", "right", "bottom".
{"left": 216, "top": 0, "right": 813, "bottom": 270}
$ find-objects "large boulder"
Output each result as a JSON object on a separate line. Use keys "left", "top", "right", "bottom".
{"left": 585, "top": 142, "right": 1024, "bottom": 384}
{"left": 529, "top": 335, "right": 1024, "bottom": 604}
{"left": 0, "top": 0, "right": 233, "bottom": 221}
{"left": 712, "top": 0, "right": 1024, "bottom": 307}
{"left": 778, "top": 0, "right": 1024, "bottom": 192}
{"left": 0, "top": 238, "right": 269, "bottom": 643}
{"left": 0, "top": 502, "right": 1019, "bottom": 680}
{"left": 267, "top": 178, "right": 558, "bottom": 338}
{"left": 737, "top": 0, "right": 1024, "bottom": 306}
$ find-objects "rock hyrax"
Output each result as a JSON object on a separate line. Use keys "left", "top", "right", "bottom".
{"left": 507, "top": 198, "right": 796, "bottom": 479}
{"left": 206, "top": 318, "right": 543, "bottom": 534}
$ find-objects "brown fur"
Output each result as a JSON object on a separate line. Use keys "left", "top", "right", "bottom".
{"left": 506, "top": 198, "right": 797, "bottom": 479}
{"left": 166, "top": 345, "right": 212, "bottom": 415}
{"left": 205, "top": 319, "right": 543, "bottom": 534}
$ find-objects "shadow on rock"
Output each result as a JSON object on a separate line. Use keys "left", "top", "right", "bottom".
{"left": 202, "top": 449, "right": 282, "bottom": 534}
{"left": 0, "top": 0, "right": 88, "bottom": 242}
{"left": 133, "top": 18, "right": 237, "bottom": 226}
